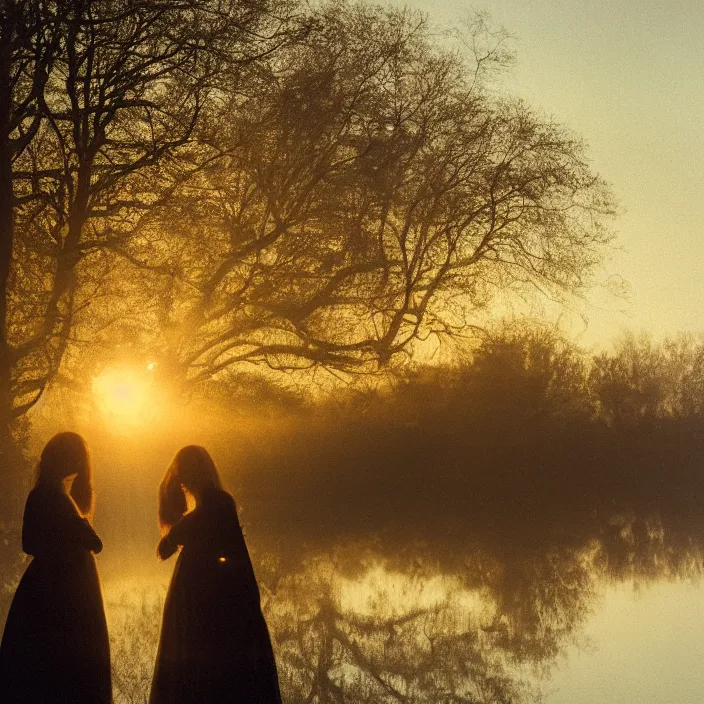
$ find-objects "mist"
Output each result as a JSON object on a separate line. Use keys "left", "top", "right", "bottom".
{"left": 0, "top": 0, "right": 701, "bottom": 702}
{"left": 4, "top": 328, "right": 702, "bottom": 703}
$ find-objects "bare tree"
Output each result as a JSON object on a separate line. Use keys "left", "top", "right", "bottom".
{"left": 0, "top": 0, "right": 294, "bottom": 478}
{"left": 0, "top": 0, "right": 67, "bottom": 477}
{"left": 103, "top": 2, "right": 614, "bottom": 391}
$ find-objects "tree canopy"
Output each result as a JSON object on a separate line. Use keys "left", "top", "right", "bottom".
{"left": 2, "top": 0, "right": 614, "bottom": 416}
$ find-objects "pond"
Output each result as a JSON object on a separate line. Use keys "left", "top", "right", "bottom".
{"left": 546, "top": 580, "right": 704, "bottom": 704}
{"left": 7, "top": 412, "right": 704, "bottom": 703}
{"left": 95, "top": 497, "right": 704, "bottom": 704}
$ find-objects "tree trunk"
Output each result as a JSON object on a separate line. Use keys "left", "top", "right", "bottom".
{"left": 0, "top": 30, "right": 23, "bottom": 516}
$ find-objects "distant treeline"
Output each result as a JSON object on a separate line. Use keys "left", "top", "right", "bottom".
{"left": 178, "top": 326, "right": 704, "bottom": 695}
{"left": 216, "top": 328, "right": 704, "bottom": 580}
{"left": 9, "top": 327, "right": 704, "bottom": 704}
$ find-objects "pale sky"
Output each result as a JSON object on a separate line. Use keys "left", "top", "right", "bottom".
{"left": 397, "top": 0, "right": 704, "bottom": 346}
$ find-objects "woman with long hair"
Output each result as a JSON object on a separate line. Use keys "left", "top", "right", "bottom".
{"left": 0, "top": 432, "right": 111, "bottom": 703}
{"left": 150, "top": 445, "right": 281, "bottom": 704}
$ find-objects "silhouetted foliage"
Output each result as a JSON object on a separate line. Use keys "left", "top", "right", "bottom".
{"left": 104, "top": 2, "right": 613, "bottom": 388}
{"left": 590, "top": 332, "right": 704, "bottom": 423}
{"left": 0, "top": 0, "right": 295, "bottom": 445}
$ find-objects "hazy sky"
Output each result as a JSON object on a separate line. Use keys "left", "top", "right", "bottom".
{"left": 395, "top": 0, "right": 704, "bottom": 346}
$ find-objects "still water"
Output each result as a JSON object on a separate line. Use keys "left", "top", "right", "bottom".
{"left": 546, "top": 580, "right": 704, "bottom": 704}
{"left": 100, "top": 554, "right": 704, "bottom": 703}
{"left": 23, "top": 417, "right": 704, "bottom": 703}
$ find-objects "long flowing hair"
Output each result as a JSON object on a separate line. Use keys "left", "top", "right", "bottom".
{"left": 158, "top": 445, "right": 222, "bottom": 532}
{"left": 36, "top": 432, "right": 94, "bottom": 517}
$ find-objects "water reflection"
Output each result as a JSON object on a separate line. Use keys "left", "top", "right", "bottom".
{"left": 268, "top": 564, "right": 538, "bottom": 704}
{"left": 4, "top": 421, "right": 702, "bottom": 704}
{"left": 12, "top": 334, "right": 704, "bottom": 702}
{"left": 103, "top": 494, "right": 703, "bottom": 704}
{"left": 107, "top": 563, "right": 543, "bottom": 704}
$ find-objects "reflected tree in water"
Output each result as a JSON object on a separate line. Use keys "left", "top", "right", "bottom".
{"left": 108, "top": 506, "right": 704, "bottom": 704}
{"left": 269, "top": 563, "right": 540, "bottom": 704}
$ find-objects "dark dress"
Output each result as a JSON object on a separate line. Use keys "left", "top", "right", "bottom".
{"left": 0, "top": 483, "right": 112, "bottom": 704}
{"left": 150, "top": 488, "right": 281, "bottom": 704}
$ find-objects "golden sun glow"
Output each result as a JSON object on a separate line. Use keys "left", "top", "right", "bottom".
{"left": 92, "top": 365, "right": 157, "bottom": 427}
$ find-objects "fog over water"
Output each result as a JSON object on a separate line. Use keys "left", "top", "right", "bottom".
{"left": 11, "top": 331, "right": 703, "bottom": 703}
{"left": 2, "top": 0, "right": 701, "bottom": 701}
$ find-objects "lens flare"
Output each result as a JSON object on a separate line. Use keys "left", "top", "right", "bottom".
{"left": 92, "top": 366, "right": 156, "bottom": 428}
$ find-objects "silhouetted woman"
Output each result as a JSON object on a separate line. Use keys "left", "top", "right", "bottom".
{"left": 150, "top": 445, "right": 281, "bottom": 704}
{"left": 0, "top": 432, "right": 111, "bottom": 703}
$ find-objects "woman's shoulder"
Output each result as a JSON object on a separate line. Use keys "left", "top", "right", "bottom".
{"left": 209, "top": 487, "right": 237, "bottom": 507}
{"left": 27, "top": 483, "right": 63, "bottom": 506}
{"left": 28, "top": 483, "right": 80, "bottom": 516}
{"left": 203, "top": 488, "right": 238, "bottom": 517}
{"left": 22, "top": 485, "right": 75, "bottom": 540}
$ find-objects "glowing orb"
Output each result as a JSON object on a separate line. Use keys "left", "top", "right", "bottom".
{"left": 92, "top": 366, "right": 155, "bottom": 426}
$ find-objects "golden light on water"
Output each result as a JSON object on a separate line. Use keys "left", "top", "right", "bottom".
{"left": 92, "top": 365, "right": 158, "bottom": 428}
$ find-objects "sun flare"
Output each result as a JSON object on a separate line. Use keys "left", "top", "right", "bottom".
{"left": 92, "top": 366, "right": 156, "bottom": 426}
